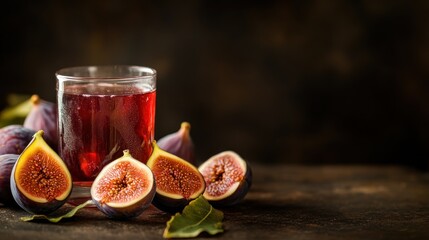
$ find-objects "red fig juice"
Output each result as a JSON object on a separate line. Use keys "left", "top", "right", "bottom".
{"left": 58, "top": 85, "right": 156, "bottom": 184}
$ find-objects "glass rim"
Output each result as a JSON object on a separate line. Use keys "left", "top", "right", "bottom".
{"left": 56, "top": 65, "right": 157, "bottom": 82}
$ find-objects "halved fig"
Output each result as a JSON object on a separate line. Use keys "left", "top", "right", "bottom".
{"left": 157, "top": 122, "right": 196, "bottom": 164}
{"left": 146, "top": 141, "right": 205, "bottom": 213}
{"left": 198, "top": 151, "right": 252, "bottom": 207}
{"left": 10, "top": 130, "right": 72, "bottom": 214}
{"left": 0, "top": 154, "right": 19, "bottom": 206}
{"left": 91, "top": 150, "right": 156, "bottom": 219}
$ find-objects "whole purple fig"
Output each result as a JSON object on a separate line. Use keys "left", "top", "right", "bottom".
{"left": 0, "top": 125, "right": 36, "bottom": 155}
{"left": 0, "top": 154, "right": 19, "bottom": 206}
{"left": 23, "top": 95, "right": 58, "bottom": 151}
{"left": 157, "top": 122, "right": 196, "bottom": 165}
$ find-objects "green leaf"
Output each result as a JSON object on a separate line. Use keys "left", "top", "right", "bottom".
{"left": 163, "top": 195, "right": 224, "bottom": 238}
{"left": 20, "top": 200, "right": 93, "bottom": 223}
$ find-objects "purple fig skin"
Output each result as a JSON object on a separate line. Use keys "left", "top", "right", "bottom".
{"left": 0, "top": 154, "right": 19, "bottom": 206}
{"left": 91, "top": 150, "right": 157, "bottom": 219}
{"left": 23, "top": 95, "right": 58, "bottom": 152}
{"left": 152, "top": 193, "right": 192, "bottom": 214}
{"left": 199, "top": 151, "right": 252, "bottom": 207}
{"left": 93, "top": 185, "right": 156, "bottom": 219}
{"left": 0, "top": 125, "right": 36, "bottom": 155}
{"left": 157, "top": 122, "right": 196, "bottom": 165}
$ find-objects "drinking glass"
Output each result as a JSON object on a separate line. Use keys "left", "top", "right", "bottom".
{"left": 56, "top": 65, "right": 156, "bottom": 203}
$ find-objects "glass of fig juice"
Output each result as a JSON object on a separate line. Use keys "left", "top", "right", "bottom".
{"left": 56, "top": 65, "right": 156, "bottom": 204}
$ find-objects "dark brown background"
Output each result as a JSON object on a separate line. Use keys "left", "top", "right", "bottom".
{"left": 2, "top": 0, "right": 429, "bottom": 169}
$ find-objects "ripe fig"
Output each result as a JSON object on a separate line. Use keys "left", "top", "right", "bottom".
{"left": 23, "top": 95, "right": 58, "bottom": 151}
{"left": 157, "top": 122, "right": 196, "bottom": 164}
{"left": 146, "top": 141, "right": 205, "bottom": 213}
{"left": 10, "top": 130, "right": 72, "bottom": 214}
{"left": 0, "top": 154, "right": 19, "bottom": 206}
{"left": 198, "top": 151, "right": 252, "bottom": 207}
{"left": 91, "top": 150, "right": 156, "bottom": 219}
{"left": 0, "top": 125, "right": 36, "bottom": 155}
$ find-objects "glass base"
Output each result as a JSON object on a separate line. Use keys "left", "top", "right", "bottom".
{"left": 68, "top": 181, "right": 94, "bottom": 206}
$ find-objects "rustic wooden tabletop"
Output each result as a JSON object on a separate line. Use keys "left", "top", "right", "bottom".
{"left": 1, "top": 164, "right": 429, "bottom": 240}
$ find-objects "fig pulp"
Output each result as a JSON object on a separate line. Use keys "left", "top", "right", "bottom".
{"left": 23, "top": 95, "right": 58, "bottom": 151}
{"left": 91, "top": 150, "right": 156, "bottom": 219}
{"left": 10, "top": 130, "right": 72, "bottom": 214}
{"left": 157, "top": 122, "right": 196, "bottom": 164}
{"left": 0, "top": 154, "right": 19, "bottom": 206}
{"left": 147, "top": 141, "right": 205, "bottom": 213}
{"left": 198, "top": 151, "right": 252, "bottom": 207}
{"left": 0, "top": 125, "right": 36, "bottom": 155}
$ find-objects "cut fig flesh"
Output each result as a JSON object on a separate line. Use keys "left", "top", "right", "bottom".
{"left": 147, "top": 141, "right": 205, "bottom": 200}
{"left": 198, "top": 151, "right": 248, "bottom": 201}
{"left": 91, "top": 150, "right": 155, "bottom": 208}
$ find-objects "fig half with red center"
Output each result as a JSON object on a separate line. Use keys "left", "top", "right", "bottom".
{"left": 198, "top": 151, "right": 252, "bottom": 207}
{"left": 91, "top": 150, "right": 156, "bottom": 219}
{"left": 147, "top": 141, "right": 205, "bottom": 213}
{"left": 10, "top": 130, "right": 72, "bottom": 214}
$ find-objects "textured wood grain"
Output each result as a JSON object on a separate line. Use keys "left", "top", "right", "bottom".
{"left": 1, "top": 165, "right": 429, "bottom": 239}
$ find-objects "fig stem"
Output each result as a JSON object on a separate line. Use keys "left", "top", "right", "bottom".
{"left": 179, "top": 122, "right": 191, "bottom": 139}
{"left": 34, "top": 130, "right": 45, "bottom": 138}
{"left": 123, "top": 149, "right": 131, "bottom": 157}
{"left": 151, "top": 140, "right": 159, "bottom": 151}
{"left": 180, "top": 122, "right": 191, "bottom": 131}
{"left": 30, "top": 95, "right": 40, "bottom": 105}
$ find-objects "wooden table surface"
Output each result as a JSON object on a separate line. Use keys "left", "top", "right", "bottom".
{"left": 1, "top": 164, "right": 429, "bottom": 240}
